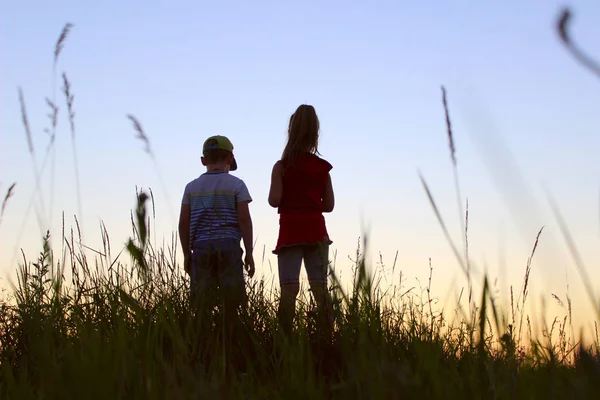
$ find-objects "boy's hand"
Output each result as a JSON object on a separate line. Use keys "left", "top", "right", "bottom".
{"left": 244, "top": 254, "right": 255, "bottom": 278}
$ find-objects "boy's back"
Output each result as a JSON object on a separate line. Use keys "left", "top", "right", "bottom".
{"left": 182, "top": 172, "right": 252, "bottom": 245}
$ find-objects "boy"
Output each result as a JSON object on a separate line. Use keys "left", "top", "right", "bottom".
{"left": 179, "top": 135, "right": 255, "bottom": 314}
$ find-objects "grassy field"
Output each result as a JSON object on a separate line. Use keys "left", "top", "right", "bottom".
{"left": 2, "top": 10, "right": 600, "bottom": 399}
{"left": 0, "top": 209, "right": 599, "bottom": 399}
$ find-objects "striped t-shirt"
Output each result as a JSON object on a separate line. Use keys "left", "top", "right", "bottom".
{"left": 181, "top": 172, "right": 252, "bottom": 245}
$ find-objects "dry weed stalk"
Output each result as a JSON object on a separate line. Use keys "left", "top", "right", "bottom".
{"left": 552, "top": 294, "right": 565, "bottom": 309}
{"left": 49, "top": 23, "right": 73, "bottom": 229}
{"left": 128, "top": 115, "right": 153, "bottom": 156}
{"left": 61, "top": 72, "right": 83, "bottom": 234}
{"left": 557, "top": 9, "right": 600, "bottom": 79}
{"left": 127, "top": 114, "right": 176, "bottom": 223}
{"left": 548, "top": 193, "right": 599, "bottom": 319}
{"left": 44, "top": 98, "right": 59, "bottom": 147}
{"left": 441, "top": 86, "right": 456, "bottom": 167}
{"left": 440, "top": 86, "right": 472, "bottom": 305}
{"left": 18, "top": 88, "right": 46, "bottom": 230}
{"left": 54, "top": 23, "right": 74, "bottom": 65}
{"left": 419, "top": 173, "right": 467, "bottom": 277}
{"left": 62, "top": 73, "right": 76, "bottom": 139}
{"left": 1, "top": 183, "right": 16, "bottom": 224}
{"left": 517, "top": 227, "right": 544, "bottom": 342}
{"left": 19, "top": 88, "right": 34, "bottom": 155}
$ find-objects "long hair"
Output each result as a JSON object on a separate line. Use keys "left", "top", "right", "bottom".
{"left": 281, "top": 104, "right": 320, "bottom": 166}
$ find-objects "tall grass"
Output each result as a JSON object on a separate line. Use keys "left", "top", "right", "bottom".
{"left": 2, "top": 8, "right": 600, "bottom": 399}
{"left": 1, "top": 202, "right": 599, "bottom": 398}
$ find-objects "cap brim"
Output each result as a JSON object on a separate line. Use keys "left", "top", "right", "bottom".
{"left": 230, "top": 156, "right": 238, "bottom": 171}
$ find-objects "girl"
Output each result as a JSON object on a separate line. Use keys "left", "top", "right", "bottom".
{"left": 268, "top": 104, "right": 335, "bottom": 337}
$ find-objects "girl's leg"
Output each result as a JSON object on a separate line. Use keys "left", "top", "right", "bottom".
{"left": 304, "top": 243, "right": 333, "bottom": 339}
{"left": 277, "top": 246, "right": 303, "bottom": 337}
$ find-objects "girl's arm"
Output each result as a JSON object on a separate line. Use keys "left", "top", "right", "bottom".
{"left": 322, "top": 173, "right": 335, "bottom": 213}
{"left": 268, "top": 161, "right": 283, "bottom": 207}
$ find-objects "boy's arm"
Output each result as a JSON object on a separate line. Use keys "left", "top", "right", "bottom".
{"left": 268, "top": 161, "right": 283, "bottom": 208}
{"left": 322, "top": 172, "right": 335, "bottom": 213}
{"left": 178, "top": 203, "right": 191, "bottom": 273}
{"left": 236, "top": 200, "right": 255, "bottom": 277}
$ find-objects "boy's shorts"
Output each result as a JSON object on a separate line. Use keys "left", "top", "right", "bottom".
{"left": 190, "top": 238, "right": 245, "bottom": 302}
{"left": 277, "top": 243, "right": 329, "bottom": 285}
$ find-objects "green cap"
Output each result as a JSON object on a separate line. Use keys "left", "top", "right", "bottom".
{"left": 202, "top": 135, "right": 237, "bottom": 171}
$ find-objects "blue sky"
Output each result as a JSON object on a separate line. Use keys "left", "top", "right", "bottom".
{"left": 1, "top": 0, "right": 599, "bottom": 332}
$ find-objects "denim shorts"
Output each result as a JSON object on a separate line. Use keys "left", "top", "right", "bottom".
{"left": 190, "top": 238, "right": 245, "bottom": 300}
{"left": 277, "top": 243, "right": 329, "bottom": 285}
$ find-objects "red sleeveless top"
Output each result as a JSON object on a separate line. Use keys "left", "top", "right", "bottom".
{"left": 273, "top": 153, "right": 333, "bottom": 254}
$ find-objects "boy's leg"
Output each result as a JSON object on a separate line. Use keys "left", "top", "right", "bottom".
{"left": 190, "top": 245, "right": 218, "bottom": 313}
{"left": 214, "top": 240, "right": 246, "bottom": 374}
{"left": 305, "top": 242, "right": 333, "bottom": 340}
{"left": 277, "top": 246, "right": 303, "bottom": 337}
{"left": 190, "top": 244, "right": 218, "bottom": 363}
{"left": 216, "top": 240, "right": 246, "bottom": 324}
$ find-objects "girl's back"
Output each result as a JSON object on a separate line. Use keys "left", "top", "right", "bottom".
{"left": 278, "top": 153, "right": 332, "bottom": 215}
